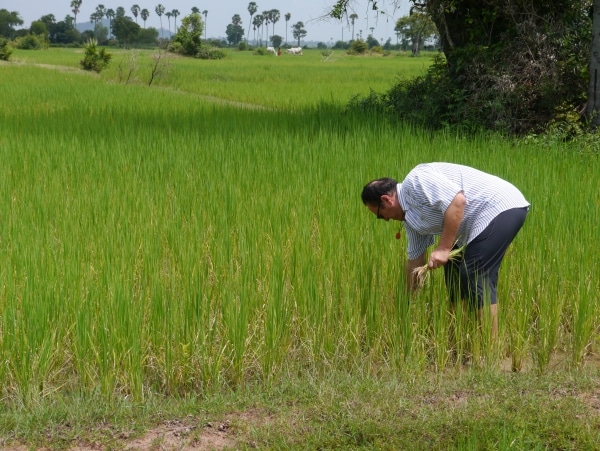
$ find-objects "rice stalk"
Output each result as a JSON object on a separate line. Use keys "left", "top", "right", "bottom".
{"left": 413, "top": 247, "right": 465, "bottom": 289}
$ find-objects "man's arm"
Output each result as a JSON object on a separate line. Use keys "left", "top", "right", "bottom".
{"left": 405, "top": 252, "right": 426, "bottom": 293}
{"left": 428, "top": 191, "right": 466, "bottom": 269}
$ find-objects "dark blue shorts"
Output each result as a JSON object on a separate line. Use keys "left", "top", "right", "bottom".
{"left": 444, "top": 206, "right": 529, "bottom": 308}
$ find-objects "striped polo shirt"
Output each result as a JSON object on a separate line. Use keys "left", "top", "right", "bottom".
{"left": 398, "top": 163, "right": 530, "bottom": 260}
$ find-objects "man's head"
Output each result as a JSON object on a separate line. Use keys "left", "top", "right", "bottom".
{"left": 361, "top": 178, "right": 404, "bottom": 221}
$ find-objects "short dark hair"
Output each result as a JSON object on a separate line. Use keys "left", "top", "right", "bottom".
{"left": 361, "top": 178, "right": 397, "bottom": 205}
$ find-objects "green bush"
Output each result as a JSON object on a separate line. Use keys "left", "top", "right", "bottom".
{"left": 197, "top": 47, "right": 226, "bottom": 60}
{"left": 168, "top": 41, "right": 184, "bottom": 54}
{"left": 346, "top": 54, "right": 476, "bottom": 132}
{"left": 80, "top": 38, "right": 112, "bottom": 73}
{"left": 15, "top": 34, "right": 46, "bottom": 50}
{"left": 0, "top": 37, "right": 13, "bottom": 61}
{"left": 238, "top": 41, "right": 248, "bottom": 51}
{"left": 348, "top": 40, "right": 368, "bottom": 55}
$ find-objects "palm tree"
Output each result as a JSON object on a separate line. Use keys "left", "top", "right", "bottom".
{"left": 155, "top": 4, "right": 165, "bottom": 38}
{"left": 191, "top": 7, "right": 199, "bottom": 14}
{"left": 105, "top": 8, "right": 115, "bottom": 38}
{"left": 284, "top": 12, "right": 290, "bottom": 44}
{"left": 270, "top": 9, "right": 280, "bottom": 39}
{"left": 247, "top": 2, "right": 257, "bottom": 43}
{"left": 165, "top": 11, "right": 172, "bottom": 36}
{"left": 253, "top": 15, "right": 262, "bottom": 45}
{"left": 70, "top": 0, "right": 82, "bottom": 26}
{"left": 349, "top": 13, "right": 358, "bottom": 41}
{"left": 262, "top": 10, "right": 270, "bottom": 44}
{"left": 140, "top": 8, "right": 149, "bottom": 28}
{"left": 172, "top": 9, "right": 180, "bottom": 33}
{"left": 95, "top": 4, "right": 106, "bottom": 24}
{"left": 131, "top": 4, "right": 140, "bottom": 23}
{"left": 202, "top": 10, "right": 207, "bottom": 39}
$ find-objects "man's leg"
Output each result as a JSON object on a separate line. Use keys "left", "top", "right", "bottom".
{"left": 456, "top": 207, "right": 529, "bottom": 340}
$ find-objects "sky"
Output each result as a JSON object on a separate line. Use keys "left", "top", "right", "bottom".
{"left": 7, "top": 0, "right": 411, "bottom": 44}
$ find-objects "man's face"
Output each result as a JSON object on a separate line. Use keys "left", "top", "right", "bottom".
{"left": 368, "top": 198, "right": 391, "bottom": 221}
{"left": 367, "top": 193, "right": 405, "bottom": 222}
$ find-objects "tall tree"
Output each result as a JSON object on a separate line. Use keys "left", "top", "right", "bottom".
{"left": 252, "top": 14, "right": 263, "bottom": 45}
{"left": 253, "top": 14, "right": 263, "bottom": 45}
{"left": 262, "top": 10, "right": 270, "bottom": 43}
{"left": 226, "top": 14, "right": 244, "bottom": 45}
{"left": 330, "top": 0, "right": 592, "bottom": 135}
{"left": 349, "top": 13, "right": 357, "bottom": 41}
{"left": 394, "top": 10, "right": 437, "bottom": 56}
{"left": 70, "top": 0, "right": 83, "bottom": 26}
{"left": 105, "top": 8, "right": 115, "bottom": 38}
{"left": 247, "top": 2, "right": 258, "bottom": 42}
{"left": 191, "top": 7, "right": 200, "bottom": 14}
{"left": 587, "top": 0, "right": 600, "bottom": 128}
{"left": 95, "top": 4, "right": 106, "bottom": 23}
{"left": 292, "top": 21, "right": 306, "bottom": 47}
{"left": 165, "top": 11, "right": 172, "bottom": 35}
{"left": 140, "top": 8, "right": 149, "bottom": 28}
{"left": 172, "top": 9, "right": 180, "bottom": 32}
{"left": 112, "top": 15, "right": 140, "bottom": 47}
{"left": 131, "top": 4, "right": 140, "bottom": 23}
{"left": 0, "top": 9, "right": 23, "bottom": 38}
{"left": 155, "top": 4, "right": 165, "bottom": 38}
{"left": 269, "top": 9, "right": 280, "bottom": 38}
{"left": 202, "top": 10, "right": 207, "bottom": 39}
{"left": 284, "top": 12, "right": 290, "bottom": 44}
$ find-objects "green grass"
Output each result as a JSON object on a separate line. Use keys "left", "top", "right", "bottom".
{"left": 11, "top": 46, "right": 432, "bottom": 108}
{"left": 0, "top": 47, "right": 598, "bottom": 449}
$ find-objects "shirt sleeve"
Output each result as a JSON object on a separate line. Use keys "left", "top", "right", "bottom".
{"left": 405, "top": 225, "right": 435, "bottom": 260}
{"left": 411, "top": 164, "right": 463, "bottom": 214}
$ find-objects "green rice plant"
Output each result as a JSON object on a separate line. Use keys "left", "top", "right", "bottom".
{"left": 570, "top": 271, "right": 597, "bottom": 368}
{"left": 0, "top": 52, "right": 598, "bottom": 404}
{"left": 503, "top": 270, "right": 532, "bottom": 372}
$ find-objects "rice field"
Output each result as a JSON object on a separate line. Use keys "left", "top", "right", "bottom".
{"left": 0, "top": 48, "right": 598, "bottom": 408}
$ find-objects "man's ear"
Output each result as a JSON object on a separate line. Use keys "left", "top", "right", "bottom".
{"left": 381, "top": 193, "right": 394, "bottom": 206}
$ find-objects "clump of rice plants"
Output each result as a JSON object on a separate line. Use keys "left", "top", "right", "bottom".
{"left": 413, "top": 247, "right": 464, "bottom": 289}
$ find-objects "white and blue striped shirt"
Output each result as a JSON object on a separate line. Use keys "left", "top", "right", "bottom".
{"left": 398, "top": 163, "right": 530, "bottom": 260}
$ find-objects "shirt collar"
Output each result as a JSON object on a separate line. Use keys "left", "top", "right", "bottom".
{"left": 396, "top": 182, "right": 407, "bottom": 212}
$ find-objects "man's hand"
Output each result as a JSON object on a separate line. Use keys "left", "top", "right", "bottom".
{"left": 428, "top": 248, "right": 450, "bottom": 269}
{"left": 432, "top": 191, "right": 466, "bottom": 269}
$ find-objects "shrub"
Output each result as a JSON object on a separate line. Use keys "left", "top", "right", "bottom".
{"left": 370, "top": 45, "right": 383, "bottom": 54}
{"left": 14, "top": 34, "right": 46, "bottom": 50}
{"left": 80, "top": 38, "right": 112, "bottom": 73}
{"left": 238, "top": 41, "right": 248, "bottom": 51}
{"left": 348, "top": 39, "right": 368, "bottom": 55}
{"left": 168, "top": 41, "right": 184, "bottom": 54}
{"left": 197, "top": 47, "right": 226, "bottom": 60}
{"left": 0, "top": 37, "right": 13, "bottom": 61}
